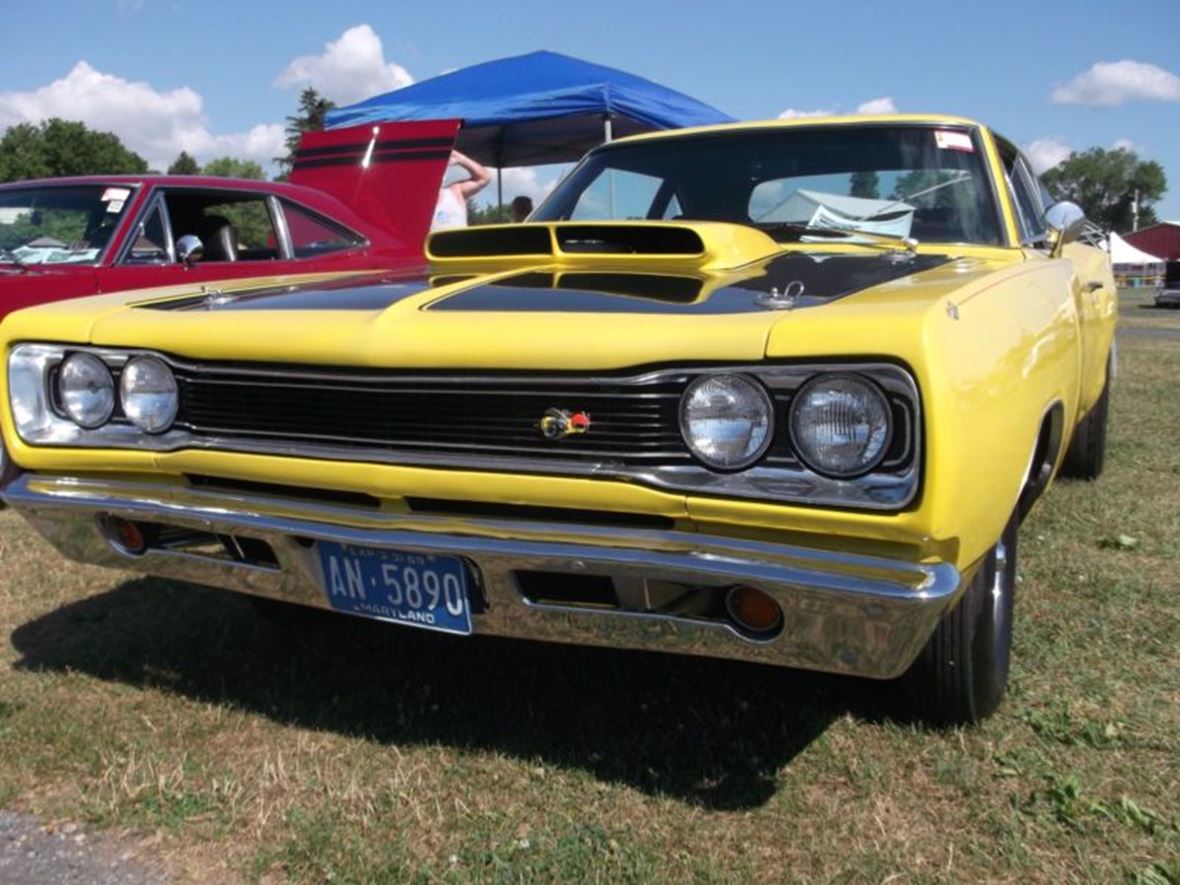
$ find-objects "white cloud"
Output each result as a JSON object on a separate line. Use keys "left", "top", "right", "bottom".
{"left": 1025, "top": 137, "right": 1073, "bottom": 174}
{"left": 1112, "top": 137, "right": 1137, "bottom": 152}
{"left": 490, "top": 165, "right": 566, "bottom": 207}
{"left": 778, "top": 97, "right": 898, "bottom": 119}
{"left": 856, "top": 96, "right": 897, "bottom": 114}
{"left": 778, "top": 107, "right": 833, "bottom": 119}
{"left": 1051, "top": 60, "right": 1180, "bottom": 106}
{"left": 275, "top": 25, "right": 412, "bottom": 105}
{"left": 0, "top": 61, "right": 284, "bottom": 171}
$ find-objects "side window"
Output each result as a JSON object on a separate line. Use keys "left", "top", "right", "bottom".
{"left": 204, "top": 198, "right": 279, "bottom": 260}
{"left": 281, "top": 201, "right": 364, "bottom": 257}
{"left": 570, "top": 170, "right": 664, "bottom": 220}
{"left": 995, "top": 138, "right": 1043, "bottom": 245}
{"left": 124, "top": 201, "right": 172, "bottom": 264}
{"left": 1036, "top": 174, "right": 1058, "bottom": 214}
{"left": 165, "top": 192, "right": 280, "bottom": 262}
{"left": 1012, "top": 159, "right": 1047, "bottom": 242}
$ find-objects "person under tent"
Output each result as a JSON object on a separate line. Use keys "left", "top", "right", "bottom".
{"left": 432, "top": 150, "right": 492, "bottom": 231}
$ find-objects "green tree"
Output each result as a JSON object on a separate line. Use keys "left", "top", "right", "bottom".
{"left": 849, "top": 170, "right": 880, "bottom": 199}
{"left": 0, "top": 118, "right": 148, "bottom": 182}
{"left": 202, "top": 156, "right": 265, "bottom": 180}
{"left": 467, "top": 201, "right": 511, "bottom": 225}
{"left": 167, "top": 151, "right": 201, "bottom": 175}
{"left": 276, "top": 88, "right": 335, "bottom": 179}
{"left": 1043, "top": 147, "right": 1166, "bottom": 232}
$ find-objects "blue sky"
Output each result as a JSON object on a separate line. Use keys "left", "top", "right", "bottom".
{"left": 1, "top": 0, "right": 1177, "bottom": 221}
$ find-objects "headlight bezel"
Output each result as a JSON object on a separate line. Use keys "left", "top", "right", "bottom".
{"left": 787, "top": 372, "right": 895, "bottom": 480}
{"left": 7, "top": 344, "right": 190, "bottom": 452}
{"left": 678, "top": 373, "right": 775, "bottom": 472}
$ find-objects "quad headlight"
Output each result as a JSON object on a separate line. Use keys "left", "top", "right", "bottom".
{"left": 679, "top": 374, "right": 773, "bottom": 470}
{"left": 788, "top": 374, "right": 892, "bottom": 478}
{"left": 120, "top": 355, "right": 178, "bottom": 433}
{"left": 9, "top": 345, "right": 186, "bottom": 448}
{"left": 58, "top": 352, "right": 115, "bottom": 429}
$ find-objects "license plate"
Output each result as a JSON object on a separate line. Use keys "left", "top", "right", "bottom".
{"left": 316, "top": 541, "right": 472, "bottom": 635}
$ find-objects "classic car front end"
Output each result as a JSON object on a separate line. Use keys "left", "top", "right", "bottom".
{"left": 0, "top": 116, "right": 1116, "bottom": 724}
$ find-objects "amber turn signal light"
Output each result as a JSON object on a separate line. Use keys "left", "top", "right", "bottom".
{"left": 725, "top": 585, "right": 784, "bottom": 635}
{"left": 98, "top": 514, "right": 147, "bottom": 556}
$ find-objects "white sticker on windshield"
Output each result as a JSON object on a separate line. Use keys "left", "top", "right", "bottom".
{"left": 935, "top": 131, "right": 974, "bottom": 152}
{"left": 101, "top": 187, "right": 132, "bottom": 203}
{"left": 106, "top": 199, "right": 125, "bottom": 213}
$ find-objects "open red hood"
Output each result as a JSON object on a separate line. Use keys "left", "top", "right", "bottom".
{"left": 290, "top": 119, "right": 460, "bottom": 255}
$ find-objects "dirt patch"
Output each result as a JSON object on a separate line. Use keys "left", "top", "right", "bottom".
{"left": 0, "top": 811, "right": 169, "bottom": 884}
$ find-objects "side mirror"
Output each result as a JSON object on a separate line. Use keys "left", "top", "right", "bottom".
{"left": 1042, "top": 201, "right": 1086, "bottom": 257}
{"left": 176, "top": 235, "right": 204, "bottom": 267}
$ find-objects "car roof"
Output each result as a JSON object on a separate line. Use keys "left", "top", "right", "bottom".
{"left": 0, "top": 174, "right": 318, "bottom": 199}
{"left": 609, "top": 113, "right": 986, "bottom": 146}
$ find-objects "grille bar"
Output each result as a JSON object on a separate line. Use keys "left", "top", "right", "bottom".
{"left": 175, "top": 370, "right": 693, "bottom": 464}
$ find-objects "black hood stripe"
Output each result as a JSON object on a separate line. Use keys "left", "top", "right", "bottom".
{"left": 133, "top": 252, "right": 953, "bottom": 315}
{"left": 429, "top": 253, "right": 953, "bottom": 314}
{"left": 136, "top": 273, "right": 433, "bottom": 312}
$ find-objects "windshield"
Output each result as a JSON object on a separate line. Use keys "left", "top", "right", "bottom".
{"left": 534, "top": 125, "right": 1003, "bottom": 246}
{"left": 0, "top": 184, "right": 135, "bottom": 265}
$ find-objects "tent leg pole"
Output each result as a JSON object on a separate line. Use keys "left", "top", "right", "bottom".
{"left": 497, "top": 168, "right": 503, "bottom": 217}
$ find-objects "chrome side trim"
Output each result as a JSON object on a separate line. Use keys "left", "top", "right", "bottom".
{"left": 2, "top": 473, "right": 962, "bottom": 679}
{"left": 8, "top": 344, "right": 922, "bottom": 511}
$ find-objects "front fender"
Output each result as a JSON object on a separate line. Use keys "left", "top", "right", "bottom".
{"left": 920, "top": 260, "right": 1081, "bottom": 564}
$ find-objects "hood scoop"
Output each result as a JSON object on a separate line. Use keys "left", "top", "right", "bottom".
{"left": 427, "top": 221, "right": 783, "bottom": 273}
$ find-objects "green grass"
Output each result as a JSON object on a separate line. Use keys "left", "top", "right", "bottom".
{"left": 0, "top": 299, "right": 1177, "bottom": 882}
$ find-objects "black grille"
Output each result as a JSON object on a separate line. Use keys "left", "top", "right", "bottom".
{"left": 173, "top": 367, "right": 694, "bottom": 464}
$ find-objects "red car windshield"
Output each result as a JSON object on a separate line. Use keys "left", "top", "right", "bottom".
{"left": 0, "top": 184, "right": 135, "bottom": 266}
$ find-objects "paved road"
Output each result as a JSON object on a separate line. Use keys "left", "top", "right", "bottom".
{"left": 0, "top": 812, "right": 167, "bottom": 885}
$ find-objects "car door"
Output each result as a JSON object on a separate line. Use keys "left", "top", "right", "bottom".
{"left": 103, "top": 187, "right": 348, "bottom": 294}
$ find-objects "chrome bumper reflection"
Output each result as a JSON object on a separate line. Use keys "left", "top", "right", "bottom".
{"left": 2, "top": 473, "right": 963, "bottom": 679}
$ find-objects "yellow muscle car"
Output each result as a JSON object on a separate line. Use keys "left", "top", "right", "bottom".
{"left": 0, "top": 115, "right": 1116, "bottom": 724}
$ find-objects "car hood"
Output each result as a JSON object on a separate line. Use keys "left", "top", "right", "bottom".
{"left": 21, "top": 222, "right": 1015, "bottom": 371}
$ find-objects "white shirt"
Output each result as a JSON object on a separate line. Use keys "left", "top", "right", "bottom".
{"left": 432, "top": 186, "right": 467, "bottom": 231}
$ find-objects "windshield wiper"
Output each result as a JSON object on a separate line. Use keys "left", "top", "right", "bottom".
{"left": 0, "top": 248, "right": 29, "bottom": 272}
{"left": 758, "top": 222, "right": 919, "bottom": 253}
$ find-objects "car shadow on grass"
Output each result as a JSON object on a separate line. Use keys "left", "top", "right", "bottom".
{"left": 10, "top": 576, "right": 898, "bottom": 811}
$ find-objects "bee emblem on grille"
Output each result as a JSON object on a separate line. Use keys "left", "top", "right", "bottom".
{"left": 539, "top": 408, "right": 591, "bottom": 440}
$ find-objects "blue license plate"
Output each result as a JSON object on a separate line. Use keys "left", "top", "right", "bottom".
{"left": 316, "top": 541, "right": 472, "bottom": 635}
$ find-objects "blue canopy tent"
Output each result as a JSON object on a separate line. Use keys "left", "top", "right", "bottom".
{"left": 326, "top": 50, "right": 734, "bottom": 205}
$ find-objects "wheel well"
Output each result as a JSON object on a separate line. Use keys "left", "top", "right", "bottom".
{"left": 1017, "top": 402, "right": 1065, "bottom": 523}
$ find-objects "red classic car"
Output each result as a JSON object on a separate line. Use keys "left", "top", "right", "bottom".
{"left": 0, "top": 120, "right": 459, "bottom": 319}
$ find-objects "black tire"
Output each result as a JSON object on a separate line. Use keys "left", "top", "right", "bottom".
{"left": 1060, "top": 360, "right": 1110, "bottom": 480}
{"left": 903, "top": 515, "right": 1017, "bottom": 725}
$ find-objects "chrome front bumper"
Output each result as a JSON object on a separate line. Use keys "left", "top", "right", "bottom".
{"left": 1, "top": 473, "right": 964, "bottom": 679}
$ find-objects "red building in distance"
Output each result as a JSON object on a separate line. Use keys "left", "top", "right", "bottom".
{"left": 1124, "top": 222, "right": 1180, "bottom": 260}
